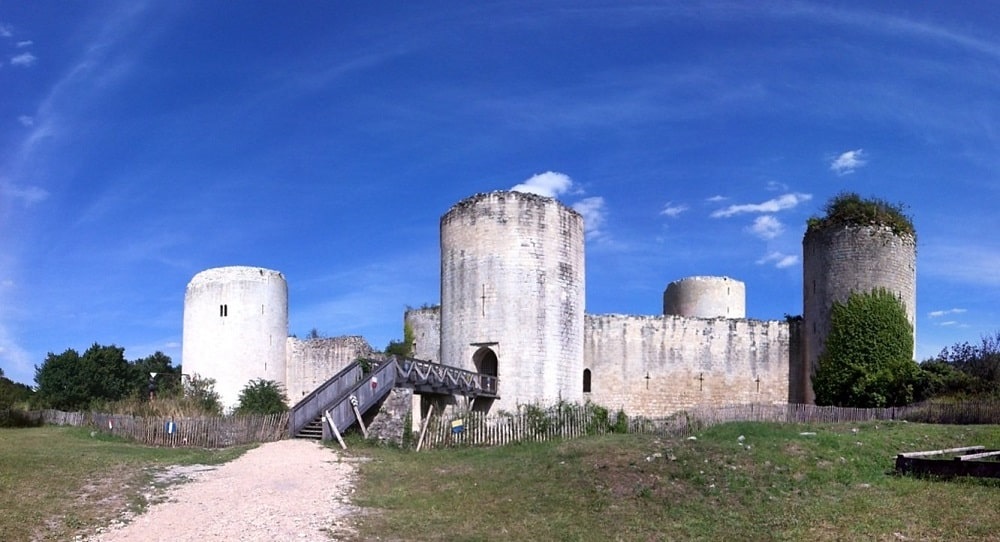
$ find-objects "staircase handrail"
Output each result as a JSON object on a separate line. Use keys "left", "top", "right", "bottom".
{"left": 321, "top": 360, "right": 398, "bottom": 440}
{"left": 289, "top": 358, "right": 379, "bottom": 437}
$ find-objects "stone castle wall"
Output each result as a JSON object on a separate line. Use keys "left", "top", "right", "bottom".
{"left": 802, "top": 225, "right": 916, "bottom": 402}
{"left": 440, "top": 191, "right": 585, "bottom": 413}
{"left": 284, "top": 336, "right": 375, "bottom": 402}
{"left": 584, "top": 314, "right": 792, "bottom": 417}
{"left": 405, "top": 307, "right": 441, "bottom": 363}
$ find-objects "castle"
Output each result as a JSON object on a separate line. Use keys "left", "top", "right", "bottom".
{"left": 181, "top": 190, "right": 916, "bottom": 417}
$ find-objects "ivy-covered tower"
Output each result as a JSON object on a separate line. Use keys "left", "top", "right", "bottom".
{"left": 802, "top": 193, "right": 917, "bottom": 403}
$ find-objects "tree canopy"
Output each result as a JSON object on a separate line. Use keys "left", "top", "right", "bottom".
{"left": 813, "top": 288, "right": 919, "bottom": 407}
{"left": 33, "top": 344, "right": 182, "bottom": 411}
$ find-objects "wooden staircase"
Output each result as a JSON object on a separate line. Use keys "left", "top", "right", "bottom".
{"left": 295, "top": 417, "right": 323, "bottom": 440}
{"left": 288, "top": 355, "right": 500, "bottom": 444}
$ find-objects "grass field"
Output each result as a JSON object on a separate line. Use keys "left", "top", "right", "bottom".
{"left": 348, "top": 421, "right": 1000, "bottom": 541}
{"left": 0, "top": 426, "right": 249, "bottom": 541}
{"left": 2, "top": 421, "right": 998, "bottom": 541}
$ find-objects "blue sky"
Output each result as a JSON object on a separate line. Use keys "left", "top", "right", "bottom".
{"left": 2, "top": 2, "right": 998, "bottom": 386}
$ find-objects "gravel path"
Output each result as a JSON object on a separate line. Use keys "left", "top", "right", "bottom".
{"left": 89, "top": 439, "right": 363, "bottom": 542}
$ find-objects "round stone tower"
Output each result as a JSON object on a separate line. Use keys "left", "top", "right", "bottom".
{"left": 182, "top": 266, "right": 288, "bottom": 411}
{"left": 663, "top": 276, "right": 746, "bottom": 318}
{"left": 802, "top": 223, "right": 916, "bottom": 403}
{"left": 440, "top": 191, "right": 585, "bottom": 412}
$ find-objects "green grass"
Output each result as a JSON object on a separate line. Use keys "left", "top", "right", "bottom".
{"left": 347, "top": 421, "right": 1000, "bottom": 541}
{"left": 0, "top": 426, "right": 250, "bottom": 541}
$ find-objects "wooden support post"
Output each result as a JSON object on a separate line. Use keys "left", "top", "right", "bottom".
{"left": 416, "top": 404, "right": 435, "bottom": 452}
{"left": 351, "top": 396, "right": 369, "bottom": 439}
{"left": 324, "top": 410, "right": 347, "bottom": 450}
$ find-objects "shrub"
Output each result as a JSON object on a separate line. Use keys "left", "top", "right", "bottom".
{"left": 235, "top": 379, "right": 288, "bottom": 415}
{"left": 806, "top": 192, "right": 915, "bottom": 239}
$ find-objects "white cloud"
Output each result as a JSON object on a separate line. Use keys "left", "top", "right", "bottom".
{"left": 706, "top": 195, "right": 727, "bottom": 203}
{"left": 0, "top": 24, "right": 12, "bottom": 38}
{"left": 10, "top": 52, "right": 36, "bottom": 67}
{"left": 16, "top": 40, "right": 33, "bottom": 48}
{"left": 766, "top": 181, "right": 789, "bottom": 192}
{"left": 757, "top": 251, "right": 798, "bottom": 269}
{"left": 747, "top": 215, "right": 784, "bottom": 239}
{"left": 510, "top": 171, "right": 606, "bottom": 239}
{"left": 711, "top": 193, "right": 812, "bottom": 218}
{"left": 573, "top": 196, "right": 607, "bottom": 239}
{"left": 511, "top": 171, "right": 573, "bottom": 198}
{"left": 1, "top": 182, "right": 49, "bottom": 206}
{"left": 17, "top": 115, "right": 33, "bottom": 127}
{"left": 830, "top": 149, "right": 866, "bottom": 175}
{"left": 660, "top": 202, "right": 687, "bottom": 217}
{"left": 928, "top": 308, "right": 966, "bottom": 318}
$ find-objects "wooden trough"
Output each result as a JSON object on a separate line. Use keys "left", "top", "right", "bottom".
{"left": 895, "top": 446, "right": 1000, "bottom": 479}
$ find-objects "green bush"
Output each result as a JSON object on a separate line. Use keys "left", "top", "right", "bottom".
{"left": 813, "top": 288, "right": 919, "bottom": 407}
{"left": 234, "top": 379, "right": 288, "bottom": 415}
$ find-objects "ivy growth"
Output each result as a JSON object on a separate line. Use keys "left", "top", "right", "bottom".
{"left": 813, "top": 288, "right": 919, "bottom": 407}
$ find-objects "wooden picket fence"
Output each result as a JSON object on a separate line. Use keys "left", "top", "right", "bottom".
{"left": 418, "top": 401, "right": 1000, "bottom": 450}
{"left": 16, "top": 409, "right": 289, "bottom": 448}
{"left": 88, "top": 412, "right": 289, "bottom": 448}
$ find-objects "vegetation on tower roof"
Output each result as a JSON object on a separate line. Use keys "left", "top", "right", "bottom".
{"left": 807, "top": 192, "right": 915, "bottom": 238}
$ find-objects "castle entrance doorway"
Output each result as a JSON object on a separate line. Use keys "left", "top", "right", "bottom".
{"left": 471, "top": 346, "right": 499, "bottom": 412}
{"left": 473, "top": 346, "right": 498, "bottom": 376}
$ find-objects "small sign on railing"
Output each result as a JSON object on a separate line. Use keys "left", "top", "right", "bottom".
{"left": 451, "top": 419, "right": 465, "bottom": 434}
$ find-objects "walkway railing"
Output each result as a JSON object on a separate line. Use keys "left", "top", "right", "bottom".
{"left": 395, "top": 356, "right": 498, "bottom": 397}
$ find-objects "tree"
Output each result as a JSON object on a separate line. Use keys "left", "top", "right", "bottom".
{"left": 234, "top": 379, "right": 288, "bottom": 415}
{"left": 813, "top": 288, "right": 919, "bottom": 407}
{"left": 929, "top": 331, "right": 1000, "bottom": 396}
{"left": 34, "top": 344, "right": 133, "bottom": 410}
{"left": 132, "top": 351, "right": 183, "bottom": 400}
{"left": 0, "top": 370, "right": 33, "bottom": 409}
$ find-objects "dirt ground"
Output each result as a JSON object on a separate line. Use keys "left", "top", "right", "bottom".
{"left": 86, "top": 439, "right": 363, "bottom": 541}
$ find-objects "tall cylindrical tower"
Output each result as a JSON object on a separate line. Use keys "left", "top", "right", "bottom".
{"left": 802, "top": 224, "right": 916, "bottom": 402}
{"left": 182, "top": 266, "right": 288, "bottom": 410}
{"left": 440, "top": 191, "right": 585, "bottom": 412}
{"left": 663, "top": 276, "right": 746, "bottom": 318}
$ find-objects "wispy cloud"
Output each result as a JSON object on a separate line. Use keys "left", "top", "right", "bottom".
{"left": 0, "top": 324, "right": 34, "bottom": 386}
{"left": 17, "top": 116, "right": 33, "bottom": 127}
{"left": 16, "top": 40, "right": 33, "bottom": 48}
{"left": 922, "top": 243, "right": 1000, "bottom": 287}
{"left": 928, "top": 308, "right": 967, "bottom": 318}
{"left": 711, "top": 193, "right": 812, "bottom": 218}
{"left": 756, "top": 251, "right": 798, "bottom": 269}
{"left": 830, "top": 148, "right": 866, "bottom": 175}
{"left": 573, "top": 196, "right": 607, "bottom": 239}
{"left": 747, "top": 215, "right": 784, "bottom": 240}
{"left": 706, "top": 195, "right": 727, "bottom": 203}
{"left": 0, "top": 24, "right": 12, "bottom": 38}
{"left": 660, "top": 202, "right": 687, "bottom": 217}
{"left": 0, "top": 182, "right": 49, "bottom": 206}
{"left": 10, "top": 52, "right": 37, "bottom": 67}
